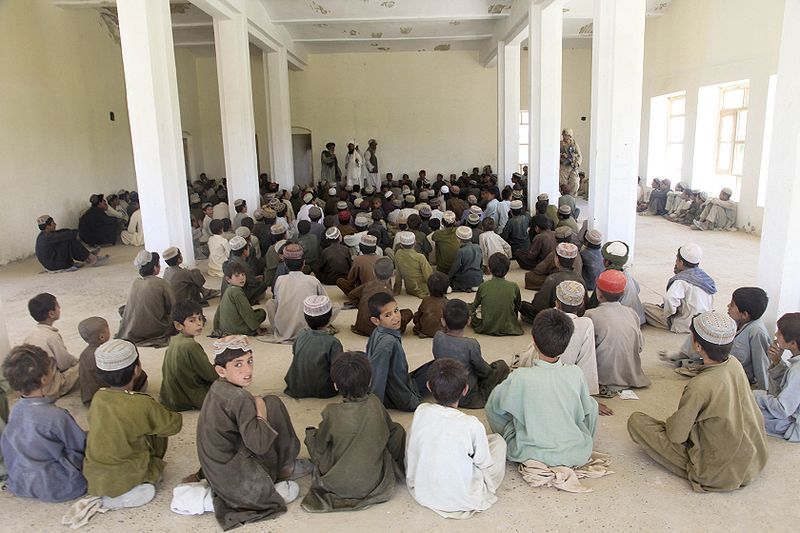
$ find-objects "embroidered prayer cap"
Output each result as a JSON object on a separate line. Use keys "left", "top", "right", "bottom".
{"left": 602, "top": 241, "right": 629, "bottom": 266}
{"left": 556, "top": 242, "right": 578, "bottom": 259}
{"left": 229, "top": 236, "right": 247, "bottom": 251}
{"left": 399, "top": 231, "right": 416, "bottom": 246}
{"left": 162, "top": 246, "right": 180, "bottom": 261}
{"left": 253, "top": 208, "right": 265, "bottom": 220}
{"left": 554, "top": 226, "right": 573, "bottom": 239}
{"left": 271, "top": 221, "right": 288, "bottom": 235}
{"left": 274, "top": 201, "right": 287, "bottom": 213}
{"left": 360, "top": 234, "right": 378, "bottom": 247}
{"left": 304, "top": 295, "right": 332, "bottom": 317}
{"left": 234, "top": 199, "right": 245, "bottom": 207}
{"left": 36, "top": 214, "right": 52, "bottom": 226}
{"left": 325, "top": 226, "right": 341, "bottom": 240}
{"left": 679, "top": 243, "right": 703, "bottom": 264}
{"left": 428, "top": 197, "right": 440, "bottom": 207}
{"left": 235, "top": 227, "right": 250, "bottom": 238}
{"left": 303, "top": 192, "right": 313, "bottom": 203}
{"left": 355, "top": 214, "right": 370, "bottom": 227}
{"left": 512, "top": 190, "right": 523, "bottom": 199}
{"left": 538, "top": 193, "right": 549, "bottom": 201}
{"left": 399, "top": 215, "right": 408, "bottom": 225}
{"left": 202, "top": 202, "right": 213, "bottom": 209}
{"left": 263, "top": 208, "right": 277, "bottom": 219}
{"left": 693, "top": 311, "right": 737, "bottom": 345}
{"left": 440, "top": 185, "right": 450, "bottom": 194}
{"left": 467, "top": 213, "right": 481, "bottom": 225}
{"left": 328, "top": 187, "right": 337, "bottom": 196}
{"left": 469, "top": 205, "right": 483, "bottom": 215}
{"left": 336, "top": 201, "right": 347, "bottom": 210}
{"left": 721, "top": 187, "right": 733, "bottom": 196}
{"left": 558, "top": 205, "right": 572, "bottom": 216}
{"left": 133, "top": 250, "right": 154, "bottom": 267}
{"left": 418, "top": 205, "right": 431, "bottom": 217}
{"left": 345, "top": 185, "right": 353, "bottom": 192}
{"left": 212, "top": 335, "right": 251, "bottom": 357}
{"left": 392, "top": 198, "right": 403, "bottom": 207}
{"left": 282, "top": 243, "right": 304, "bottom": 260}
{"left": 268, "top": 198, "right": 280, "bottom": 209}
{"left": 450, "top": 185, "right": 460, "bottom": 194}
{"left": 384, "top": 191, "right": 393, "bottom": 199}
{"left": 510, "top": 200, "right": 524, "bottom": 210}
{"left": 419, "top": 191, "right": 429, "bottom": 200}
{"left": 354, "top": 197, "right": 364, "bottom": 208}
{"left": 585, "top": 229, "right": 603, "bottom": 246}
{"left": 597, "top": 270, "right": 626, "bottom": 294}
{"left": 190, "top": 193, "right": 201, "bottom": 203}
{"left": 467, "top": 194, "right": 477, "bottom": 204}
{"left": 442, "top": 211, "right": 457, "bottom": 224}
{"left": 556, "top": 280, "right": 585, "bottom": 307}
{"left": 368, "top": 138, "right": 377, "bottom": 145}
{"left": 456, "top": 226, "right": 472, "bottom": 240}
{"left": 698, "top": 191, "right": 709, "bottom": 200}
{"left": 404, "top": 195, "right": 415, "bottom": 203}
{"left": 309, "top": 206, "right": 322, "bottom": 219}
{"left": 95, "top": 339, "right": 138, "bottom": 371}
{"left": 402, "top": 186, "right": 411, "bottom": 195}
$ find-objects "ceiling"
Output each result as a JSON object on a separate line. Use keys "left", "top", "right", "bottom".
{"left": 163, "top": 0, "right": 674, "bottom": 54}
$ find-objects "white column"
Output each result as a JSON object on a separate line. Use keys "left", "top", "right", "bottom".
{"left": 587, "top": 0, "right": 646, "bottom": 254}
{"left": 117, "top": 0, "right": 195, "bottom": 266}
{"left": 528, "top": 0, "right": 563, "bottom": 209}
{"left": 214, "top": 14, "right": 260, "bottom": 216}
{"left": 757, "top": 0, "right": 800, "bottom": 329}
{"left": 265, "top": 48, "right": 295, "bottom": 190}
{"left": 497, "top": 41, "right": 521, "bottom": 188}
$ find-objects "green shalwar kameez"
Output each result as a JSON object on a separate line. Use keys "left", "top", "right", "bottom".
{"left": 160, "top": 333, "right": 218, "bottom": 411}
{"left": 212, "top": 285, "right": 267, "bottom": 336}
{"left": 470, "top": 277, "right": 524, "bottom": 336}
{"left": 303, "top": 394, "right": 405, "bottom": 512}
{"left": 284, "top": 329, "right": 344, "bottom": 398}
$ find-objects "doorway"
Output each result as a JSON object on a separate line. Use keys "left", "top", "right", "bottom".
{"left": 292, "top": 127, "right": 313, "bottom": 188}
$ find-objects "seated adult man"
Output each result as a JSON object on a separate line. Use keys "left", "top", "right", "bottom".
{"left": 693, "top": 187, "right": 737, "bottom": 231}
{"left": 628, "top": 312, "right": 767, "bottom": 492}
{"left": 644, "top": 243, "right": 716, "bottom": 334}
{"left": 520, "top": 243, "right": 585, "bottom": 323}
{"left": 34, "top": 215, "right": 106, "bottom": 271}
{"left": 78, "top": 194, "right": 119, "bottom": 246}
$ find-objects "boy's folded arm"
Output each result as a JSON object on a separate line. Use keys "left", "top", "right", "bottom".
{"left": 236, "top": 398, "right": 278, "bottom": 455}
{"left": 148, "top": 400, "right": 183, "bottom": 437}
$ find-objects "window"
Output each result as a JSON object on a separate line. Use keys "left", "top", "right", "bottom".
{"left": 716, "top": 85, "right": 748, "bottom": 177}
{"left": 666, "top": 95, "right": 685, "bottom": 174}
{"left": 519, "top": 110, "right": 529, "bottom": 170}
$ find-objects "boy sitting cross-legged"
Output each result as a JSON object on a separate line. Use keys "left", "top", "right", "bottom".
{"left": 160, "top": 300, "right": 218, "bottom": 411}
{"left": 303, "top": 351, "right": 406, "bottom": 512}
{"left": 1, "top": 344, "right": 88, "bottom": 502}
{"left": 406, "top": 358, "right": 507, "bottom": 519}
{"left": 197, "top": 336, "right": 313, "bottom": 529}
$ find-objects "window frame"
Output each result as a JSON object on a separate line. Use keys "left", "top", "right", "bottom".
{"left": 715, "top": 85, "right": 749, "bottom": 177}
{"left": 666, "top": 94, "right": 686, "bottom": 174}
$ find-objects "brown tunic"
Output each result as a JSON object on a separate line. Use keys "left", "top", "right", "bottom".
{"left": 413, "top": 296, "right": 448, "bottom": 338}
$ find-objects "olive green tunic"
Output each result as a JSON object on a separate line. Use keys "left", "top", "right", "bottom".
{"left": 160, "top": 333, "right": 218, "bottom": 411}
{"left": 284, "top": 329, "right": 344, "bottom": 399}
{"left": 212, "top": 285, "right": 267, "bottom": 336}
{"left": 470, "top": 277, "right": 524, "bottom": 336}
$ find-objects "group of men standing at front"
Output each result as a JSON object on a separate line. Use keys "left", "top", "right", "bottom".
{"left": 321, "top": 139, "right": 380, "bottom": 190}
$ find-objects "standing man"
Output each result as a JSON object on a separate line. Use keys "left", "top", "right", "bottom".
{"left": 321, "top": 142, "right": 342, "bottom": 185}
{"left": 364, "top": 138, "right": 380, "bottom": 190}
{"left": 559, "top": 128, "right": 582, "bottom": 196}
{"left": 345, "top": 141, "right": 363, "bottom": 189}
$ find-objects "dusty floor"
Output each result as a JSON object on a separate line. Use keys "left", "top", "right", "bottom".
{"left": 1, "top": 212, "right": 798, "bottom": 532}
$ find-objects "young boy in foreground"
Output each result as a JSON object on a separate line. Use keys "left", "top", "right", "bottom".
{"left": 160, "top": 300, "right": 217, "bottom": 411}
{"left": 486, "top": 309, "right": 598, "bottom": 467}
{"left": 23, "top": 292, "right": 79, "bottom": 397}
{"left": 197, "top": 336, "right": 312, "bottom": 529}
{"left": 303, "top": 351, "right": 405, "bottom": 512}
{"left": 406, "top": 358, "right": 506, "bottom": 519}
{"left": 366, "top": 292, "right": 422, "bottom": 412}
{"left": 1, "top": 344, "right": 87, "bottom": 502}
{"left": 628, "top": 311, "right": 768, "bottom": 491}
{"left": 84, "top": 339, "right": 182, "bottom": 509}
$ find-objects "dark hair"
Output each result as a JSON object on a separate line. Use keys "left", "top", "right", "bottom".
{"left": 731, "top": 287, "right": 768, "bottom": 321}
{"left": 598, "top": 288, "right": 623, "bottom": 302}
{"left": 690, "top": 320, "right": 732, "bottom": 362}
{"left": 427, "top": 358, "right": 468, "bottom": 405}
{"left": 326, "top": 142, "right": 335, "bottom": 149}
{"left": 210, "top": 219, "right": 224, "bottom": 234}
{"left": 532, "top": 308, "right": 574, "bottom": 357}
{"left": 214, "top": 348, "right": 251, "bottom": 368}
{"left": 359, "top": 243, "right": 377, "bottom": 255}
{"left": 488, "top": 253, "right": 510, "bottom": 278}
{"left": 139, "top": 252, "right": 160, "bottom": 277}
{"left": 96, "top": 356, "right": 140, "bottom": 387}
{"left": 535, "top": 200, "right": 548, "bottom": 214}
{"left": 165, "top": 251, "right": 182, "bottom": 266}
{"left": 482, "top": 218, "right": 495, "bottom": 231}
{"left": 223, "top": 260, "right": 247, "bottom": 278}
{"left": 556, "top": 255, "right": 575, "bottom": 269}
{"left": 285, "top": 257, "right": 304, "bottom": 271}
{"left": 777, "top": 313, "right": 800, "bottom": 348}
{"left": 235, "top": 201, "right": 247, "bottom": 213}
{"left": 241, "top": 217, "right": 254, "bottom": 230}
{"left": 298, "top": 220, "right": 311, "bottom": 235}
{"left": 427, "top": 272, "right": 450, "bottom": 298}
{"left": 330, "top": 351, "right": 371, "bottom": 401}
{"left": 557, "top": 301, "right": 584, "bottom": 315}
{"left": 78, "top": 316, "right": 108, "bottom": 344}
{"left": 37, "top": 216, "right": 53, "bottom": 231}
{"left": 222, "top": 218, "right": 232, "bottom": 232}
{"left": 28, "top": 293, "right": 57, "bottom": 322}
{"left": 304, "top": 309, "right": 332, "bottom": 329}
{"left": 3, "top": 344, "right": 52, "bottom": 395}
{"left": 676, "top": 249, "right": 698, "bottom": 269}
{"left": 533, "top": 214, "right": 552, "bottom": 231}
{"left": 373, "top": 257, "right": 394, "bottom": 281}
{"left": 407, "top": 213, "right": 421, "bottom": 229}
{"left": 429, "top": 218, "right": 441, "bottom": 231}
{"left": 443, "top": 299, "right": 470, "bottom": 330}
{"left": 173, "top": 299, "right": 204, "bottom": 324}
{"left": 368, "top": 292, "right": 395, "bottom": 318}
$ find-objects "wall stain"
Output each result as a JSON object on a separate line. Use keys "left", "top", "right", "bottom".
{"left": 371, "top": 32, "right": 383, "bottom": 38}
{"left": 434, "top": 44, "right": 450, "bottom": 51}
{"left": 309, "top": 1, "right": 330, "bottom": 15}
{"left": 380, "top": 1, "right": 396, "bottom": 8}
{"left": 488, "top": 4, "right": 511, "bottom": 14}
{"left": 399, "top": 26, "right": 412, "bottom": 34}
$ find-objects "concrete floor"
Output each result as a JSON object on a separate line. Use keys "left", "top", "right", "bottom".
{"left": 1, "top": 213, "right": 798, "bottom": 532}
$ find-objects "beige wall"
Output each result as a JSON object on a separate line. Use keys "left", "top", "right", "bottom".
{"left": 521, "top": 47, "right": 593, "bottom": 178}
{"left": 0, "top": 0, "right": 136, "bottom": 265}
{"left": 289, "top": 51, "right": 497, "bottom": 180}
{"left": 640, "top": 0, "right": 784, "bottom": 232}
